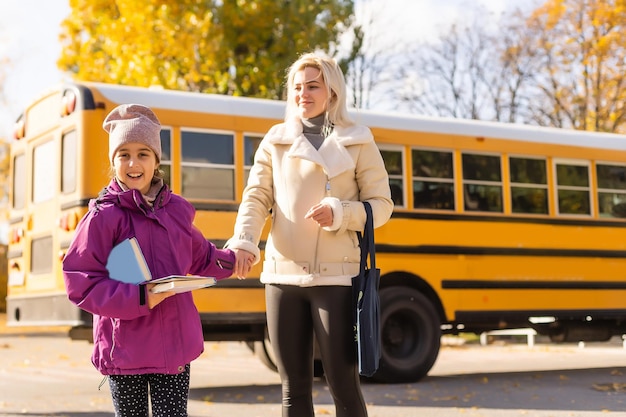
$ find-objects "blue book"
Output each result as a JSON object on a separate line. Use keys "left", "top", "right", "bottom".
{"left": 106, "top": 237, "right": 152, "bottom": 284}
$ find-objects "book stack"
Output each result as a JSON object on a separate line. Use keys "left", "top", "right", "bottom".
{"left": 106, "top": 237, "right": 216, "bottom": 293}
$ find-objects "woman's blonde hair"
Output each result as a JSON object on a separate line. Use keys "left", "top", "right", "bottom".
{"left": 284, "top": 52, "right": 353, "bottom": 127}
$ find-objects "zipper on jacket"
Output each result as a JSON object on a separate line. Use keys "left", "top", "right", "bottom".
{"left": 314, "top": 175, "right": 331, "bottom": 273}
{"left": 110, "top": 318, "right": 117, "bottom": 362}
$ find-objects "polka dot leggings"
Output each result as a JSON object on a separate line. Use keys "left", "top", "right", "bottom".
{"left": 108, "top": 364, "right": 191, "bottom": 417}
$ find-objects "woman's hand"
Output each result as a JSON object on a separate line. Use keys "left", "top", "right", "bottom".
{"left": 146, "top": 284, "right": 175, "bottom": 309}
{"left": 305, "top": 203, "right": 333, "bottom": 228}
{"left": 233, "top": 248, "right": 255, "bottom": 279}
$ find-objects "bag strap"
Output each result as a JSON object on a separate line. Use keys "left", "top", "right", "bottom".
{"left": 358, "top": 202, "right": 376, "bottom": 272}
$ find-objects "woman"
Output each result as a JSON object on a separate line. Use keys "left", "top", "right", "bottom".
{"left": 227, "top": 52, "right": 393, "bottom": 417}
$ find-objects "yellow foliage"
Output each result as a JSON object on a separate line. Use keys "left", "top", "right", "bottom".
{"left": 58, "top": 0, "right": 354, "bottom": 99}
{"left": 526, "top": 0, "right": 626, "bottom": 132}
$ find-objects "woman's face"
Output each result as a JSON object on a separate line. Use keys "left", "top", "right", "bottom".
{"left": 113, "top": 142, "right": 158, "bottom": 194}
{"left": 293, "top": 66, "right": 329, "bottom": 119}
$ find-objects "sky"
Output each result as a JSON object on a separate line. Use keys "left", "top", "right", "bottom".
{"left": 0, "top": 0, "right": 541, "bottom": 139}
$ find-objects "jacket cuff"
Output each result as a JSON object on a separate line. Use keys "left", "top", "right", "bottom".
{"left": 215, "top": 248, "right": 236, "bottom": 272}
{"left": 139, "top": 284, "right": 147, "bottom": 306}
{"left": 224, "top": 238, "right": 261, "bottom": 264}
{"left": 321, "top": 197, "right": 343, "bottom": 232}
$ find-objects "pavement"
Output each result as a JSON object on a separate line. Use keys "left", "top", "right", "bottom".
{"left": 3, "top": 311, "right": 626, "bottom": 417}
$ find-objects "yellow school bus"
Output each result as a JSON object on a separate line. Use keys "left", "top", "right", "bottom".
{"left": 7, "top": 82, "right": 626, "bottom": 383}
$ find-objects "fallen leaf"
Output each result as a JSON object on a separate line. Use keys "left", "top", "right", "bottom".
{"left": 592, "top": 383, "right": 626, "bottom": 392}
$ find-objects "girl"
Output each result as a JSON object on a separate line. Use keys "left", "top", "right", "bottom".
{"left": 63, "top": 104, "right": 235, "bottom": 417}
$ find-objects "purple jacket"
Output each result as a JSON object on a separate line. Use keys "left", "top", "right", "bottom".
{"left": 62, "top": 179, "right": 235, "bottom": 375}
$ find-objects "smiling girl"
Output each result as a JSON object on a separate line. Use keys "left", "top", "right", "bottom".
{"left": 62, "top": 104, "right": 235, "bottom": 417}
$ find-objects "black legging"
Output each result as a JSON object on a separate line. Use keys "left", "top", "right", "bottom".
{"left": 265, "top": 284, "right": 368, "bottom": 417}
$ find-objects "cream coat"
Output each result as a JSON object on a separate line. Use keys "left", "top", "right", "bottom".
{"left": 227, "top": 120, "right": 394, "bottom": 286}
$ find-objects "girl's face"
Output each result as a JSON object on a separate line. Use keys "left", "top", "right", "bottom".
{"left": 113, "top": 142, "right": 158, "bottom": 194}
{"left": 293, "top": 66, "right": 329, "bottom": 119}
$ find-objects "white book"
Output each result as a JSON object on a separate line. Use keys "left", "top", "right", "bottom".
{"left": 149, "top": 275, "right": 217, "bottom": 294}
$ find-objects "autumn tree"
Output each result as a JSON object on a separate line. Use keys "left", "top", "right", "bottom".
{"left": 391, "top": 0, "right": 626, "bottom": 133}
{"left": 59, "top": 0, "right": 241, "bottom": 93}
{"left": 0, "top": 53, "right": 12, "bottom": 195}
{"left": 0, "top": 25, "right": 13, "bottom": 133}
{"left": 488, "top": 12, "right": 542, "bottom": 124}
{"left": 215, "top": 0, "right": 354, "bottom": 99}
{"left": 340, "top": 2, "right": 404, "bottom": 110}
{"left": 396, "top": 11, "right": 523, "bottom": 121}
{"left": 0, "top": 27, "right": 12, "bottom": 221}
{"left": 521, "top": 0, "right": 626, "bottom": 132}
{"left": 58, "top": 0, "right": 354, "bottom": 99}
{"left": 0, "top": 56, "right": 8, "bottom": 108}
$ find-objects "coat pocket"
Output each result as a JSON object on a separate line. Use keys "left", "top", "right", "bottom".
{"left": 319, "top": 262, "right": 360, "bottom": 276}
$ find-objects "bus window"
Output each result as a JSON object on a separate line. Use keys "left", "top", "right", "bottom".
{"left": 33, "top": 140, "right": 56, "bottom": 203}
{"left": 596, "top": 163, "right": 626, "bottom": 218}
{"left": 181, "top": 130, "right": 234, "bottom": 200}
{"left": 243, "top": 134, "right": 263, "bottom": 186}
{"left": 31, "top": 235, "right": 53, "bottom": 274}
{"left": 510, "top": 157, "right": 548, "bottom": 214}
{"left": 160, "top": 128, "right": 171, "bottom": 186}
{"left": 462, "top": 153, "right": 503, "bottom": 212}
{"left": 26, "top": 93, "right": 59, "bottom": 138}
{"left": 380, "top": 148, "right": 404, "bottom": 207}
{"left": 412, "top": 149, "right": 454, "bottom": 210}
{"left": 12, "top": 153, "right": 26, "bottom": 210}
{"left": 61, "top": 130, "right": 77, "bottom": 194}
{"left": 555, "top": 162, "right": 590, "bottom": 215}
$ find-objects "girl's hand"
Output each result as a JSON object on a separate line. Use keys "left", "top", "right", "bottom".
{"left": 146, "top": 284, "right": 175, "bottom": 309}
{"left": 233, "top": 248, "right": 254, "bottom": 279}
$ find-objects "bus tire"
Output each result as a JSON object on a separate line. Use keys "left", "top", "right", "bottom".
{"left": 369, "top": 286, "right": 441, "bottom": 383}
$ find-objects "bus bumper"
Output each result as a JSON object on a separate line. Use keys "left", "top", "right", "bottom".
{"left": 6, "top": 293, "right": 90, "bottom": 328}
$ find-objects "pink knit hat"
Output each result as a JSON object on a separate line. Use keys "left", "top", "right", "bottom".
{"left": 103, "top": 104, "right": 162, "bottom": 163}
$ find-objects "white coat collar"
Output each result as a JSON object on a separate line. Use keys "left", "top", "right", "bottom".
{"left": 266, "top": 122, "right": 374, "bottom": 179}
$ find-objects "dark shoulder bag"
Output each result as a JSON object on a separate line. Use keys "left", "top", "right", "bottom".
{"left": 352, "top": 201, "right": 381, "bottom": 377}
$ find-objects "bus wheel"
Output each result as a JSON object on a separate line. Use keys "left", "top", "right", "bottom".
{"left": 369, "top": 286, "right": 441, "bottom": 383}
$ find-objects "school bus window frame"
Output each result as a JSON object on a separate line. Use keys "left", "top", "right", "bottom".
{"left": 179, "top": 127, "right": 236, "bottom": 202}
{"left": 553, "top": 158, "right": 593, "bottom": 217}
